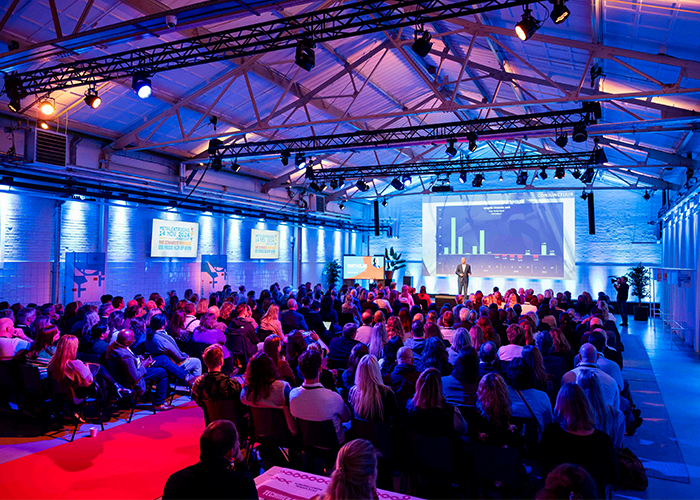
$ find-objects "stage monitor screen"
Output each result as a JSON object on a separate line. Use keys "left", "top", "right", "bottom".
{"left": 422, "top": 192, "right": 575, "bottom": 279}
{"left": 151, "top": 219, "right": 199, "bottom": 258}
{"left": 251, "top": 229, "right": 280, "bottom": 259}
{"left": 343, "top": 256, "right": 385, "bottom": 280}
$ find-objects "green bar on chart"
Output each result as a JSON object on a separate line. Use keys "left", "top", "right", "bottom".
{"left": 451, "top": 218, "right": 456, "bottom": 255}
{"left": 541, "top": 243, "right": 547, "bottom": 255}
{"left": 444, "top": 246, "right": 449, "bottom": 255}
{"left": 479, "top": 230, "right": 485, "bottom": 254}
{"left": 472, "top": 245, "right": 477, "bottom": 254}
{"left": 458, "top": 237, "right": 463, "bottom": 255}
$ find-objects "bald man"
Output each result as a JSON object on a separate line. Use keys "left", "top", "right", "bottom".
{"left": 105, "top": 329, "right": 172, "bottom": 410}
{"left": 562, "top": 343, "right": 620, "bottom": 410}
{"left": 389, "top": 347, "right": 419, "bottom": 406}
{"left": 455, "top": 257, "right": 471, "bottom": 296}
{"left": 280, "top": 298, "right": 308, "bottom": 335}
{"left": 0, "top": 317, "right": 31, "bottom": 361}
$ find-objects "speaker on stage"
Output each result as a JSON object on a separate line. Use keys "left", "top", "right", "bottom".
{"left": 588, "top": 192, "right": 595, "bottom": 235}
{"left": 435, "top": 294, "right": 456, "bottom": 310}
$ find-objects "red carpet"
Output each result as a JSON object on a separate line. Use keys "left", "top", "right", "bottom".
{"left": 0, "top": 403, "right": 205, "bottom": 499}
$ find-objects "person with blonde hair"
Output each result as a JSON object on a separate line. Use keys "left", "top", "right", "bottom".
{"left": 196, "top": 298, "right": 210, "bottom": 318}
{"left": 260, "top": 303, "right": 283, "bottom": 340}
{"left": 349, "top": 355, "right": 398, "bottom": 423}
{"left": 406, "top": 368, "right": 467, "bottom": 436}
{"left": 576, "top": 370, "right": 625, "bottom": 448}
{"left": 447, "top": 327, "right": 472, "bottom": 365}
{"left": 317, "top": 439, "right": 380, "bottom": 500}
{"left": 368, "top": 323, "right": 386, "bottom": 360}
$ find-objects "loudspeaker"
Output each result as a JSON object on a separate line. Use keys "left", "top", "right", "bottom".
{"left": 403, "top": 276, "right": 413, "bottom": 288}
{"left": 587, "top": 192, "right": 595, "bottom": 235}
{"left": 374, "top": 200, "right": 380, "bottom": 236}
{"left": 435, "top": 294, "right": 456, "bottom": 310}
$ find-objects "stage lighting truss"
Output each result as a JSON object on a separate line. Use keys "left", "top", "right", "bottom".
{"left": 309, "top": 151, "right": 598, "bottom": 185}
{"left": 210, "top": 104, "right": 600, "bottom": 159}
{"left": 5, "top": 0, "right": 534, "bottom": 97}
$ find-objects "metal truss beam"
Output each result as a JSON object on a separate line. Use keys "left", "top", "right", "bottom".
{"left": 211, "top": 105, "right": 600, "bottom": 158}
{"left": 5, "top": 0, "right": 532, "bottom": 97}
{"left": 310, "top": 152, "right": 597, "bottom": 181}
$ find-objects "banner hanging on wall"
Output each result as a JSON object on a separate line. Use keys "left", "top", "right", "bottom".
{"left": 151, "top": 219, "right": 199, "bottom": 258}
{"left": 251, "top": 228, "right": 280, "bottom": 259}
{"left": 202, "top": 255, "right": 227, "bottom": 296}
{"left": 64, "top": 252, "right": 106, "bottom": 306}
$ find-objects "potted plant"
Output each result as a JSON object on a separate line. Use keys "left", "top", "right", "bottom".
{"left": 384, "top": 246, "right": 406, "bottom": 282}
{"left": 322, "top": 259, "right": 342, "bottom": 290}
{"left": 627, "top": 263, "right": 650, "bottom": 321}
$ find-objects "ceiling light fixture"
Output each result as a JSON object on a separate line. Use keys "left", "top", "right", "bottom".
{"left": 472, "top": 173, "right": 484, "bottom": 187}
{"left": 591, "top": 137, "right": 608, "bottom": 164}
{"left": 39, "top": 97, "right": 55, "bottom": 115}
{"left": 390, "top": 177, "right": 405, "bottom": 191}
{"left": 339, "top": 201, "right": 346, "bottom": 210}
{"left": 580, "top": 167, "right": 595, "bottom": 183}
{"left": 643, "top": 190, "right": 651, "bottom": 201}
{"left": 580, "top": 190, "right": 589, "bottom": 200}
{"left": 131, "top": 73, "right": 152, "bottom": 99}
{"left": 381, "top": 198, "right": 388, "bottom": 207}
{"left": 515, "top": 8, "right": 541, "bottom": 41}
{"left": 411, "top": 29, "right": 433, "bottom": 57}
{"left": 467, "top": 131, "right": 478, "bottom": 152}
{"left": 572, "top": 122, "right": 588, "bottom": 143}
{"left": 572, "top": 168, "right": 581, "bottom": 179}
{"left": 555, "top": 129, "right": 568, "bottom": 148}
{"left": 231, "top": 162, "right": 241, "bottom": 173}
{"left": 550, "top": 0, "right": 571, "bottom": 24}
{"left": 295, "top": 153, "right": 306, "bottom": 169}
{"left": 554, "top": 167, "right": 566, "bottom": 179}
{"left": 356, "top": 179, "right": 370, "bottom": 192}
{"left": 459, "top": 171, "right": 468, "bottom": 184}
{"left": 445, "top": 139, "right": 457, "bottom": 158}
{"left": 402, "top": 175, "right": 412, "bottom": 186}
{"left": 539, "top": 166, "right": 548, "bottom": 180}
{"left": 38, "top": 120, "right": 49, "bottom": 130}
{"left": 83, "top": 87, "right": 101, "bottom": 109}
{"left": 295, "top": 37, "right": 316, "bottom": 71}
{"left": 499, "top": 172, "right": 504, "bottom": 182}
{"left": 281, "top": 151, "right": 290, "bottom": 166}
{"left": 208, "top": 138, "right": 223, "bottom": 156}
{"left": 5, "top": 74, "right": 24, "bottom": 113}
{"left": 516, "top": 170, "right": 528, "bottom": 185}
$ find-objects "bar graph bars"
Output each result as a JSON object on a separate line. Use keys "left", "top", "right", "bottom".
{"left": 541, "top": 242, "right": 547, "bottom": 255}
{"left": 479, "top": 230, "right": 485, "bottom": 255}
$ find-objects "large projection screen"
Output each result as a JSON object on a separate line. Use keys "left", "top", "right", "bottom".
{"left": 151, "top": 219, "right": 199, "bottom": 258}
{"left": 422, "top": 192, "right": 575, "bottom": 279}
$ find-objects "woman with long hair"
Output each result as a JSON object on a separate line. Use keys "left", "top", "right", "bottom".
{"left": 196, "top": 298, "right": 209, "bottom": 319}
{"left": 260, "top": 303, "right": 284, "bottom": 340}
{"left": 477, "top": 316, "right": 500, "bottom": 348}
{"left": 218, "top": 301, "right": 234, "bottom": 326}
{"left": 341, "top": 293, "right": 361, "bottom": 323}
{"left": 340, "top": 343, "right": 369, "bottom": 401}
{"left": 447, "top": 327, "right": 472, "bottom": 366}
{"left": 27, "top": 321, "right": 60, "bottom": 378}
{"left": 549, "top": 327, "right": 576, "bottom": 370}
{"left": 386, "top": 316, "right": 405, "bottom": 341}
{"left": 539, "top": 383, "right": 618, "bottom": 498}
{"left": 405, "top": 368, "right": 467, "bottom": 436}
{"left": 379, "top": 335, "right": 403, "bottom": 378}
{"left": 471, "top": 373, "right": 522, "bottom": 447}
{"left": 576, "top": 371, "right": 625, "bottom": 448}
{"left": 168, "top": 309, "right": 189, "bottom": 344}
{"left": 350, "top": 355, "right": 398, "bottom": 423}
{"left": 286, "top": 331, "right": 308, "bottom": 386}
{"left": 468, "top": 325, "right": 484, "bottom": 352}
{"left": 241, "top": 352, "right": 294, "bottom": 430}
{"left": 418, "top": 336, "right": 452, "bottom": 376}
{"left": 397, "top": 308, "right": 411, "bottom": 335}
{"left": 80, "top": 311, "right": 100, "bottom": 341}
{"left": 399, "top": 285, "right": 415, "bottom": 309}
{"left": 522, "top": 345, "right": 553, "bottom": 394}
{"left": 263, "top": 334, "right": 295, "bottom": 386}
{"left": 318, "top": 439, "right": 380, "bottom": 500}
{"left": 368, "top": 322, "right": 387, "bottom": 360}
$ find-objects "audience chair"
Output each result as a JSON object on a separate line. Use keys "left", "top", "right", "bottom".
{"left": 0, "top": 361, "right": 21, "bottom": 426}
{"left": 297, "top": 418, "right": 341, "bottom": 474}
{"left": 511, "top": 415, "right": 540, "bottom": 459}
{"left": 48, "top": 370, "right": 105, "bottom": 442}
{"left": 16, "top": 364, "right": 53, "bottom": 433}
{"left": 202, "top": 399, "right": 242, "bottom": 429}
{"left": 406, "top": 433, "right": 456, "bottom": 498}
{"left": 471, "top": 443, "right": 529, "bottom": 498}
{"left": 337, "top": 313, "right": 355, "bottom": 327}
{"left": 127, "top": 384, "right": 158, "bottom": 423}
{"left": 247, "top": 407, "right": 299, "bottom": 467}
{"left": 456, "top": 404, "right": 479, "bottom": 425}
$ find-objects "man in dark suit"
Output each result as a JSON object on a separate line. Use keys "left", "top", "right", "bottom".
{"left": 614, "top": 276, "right": 630, "bottom": 327}
{"left": 388, "top": 347, "right": 420, "bottom": 407}
{"left": 306, "top": 300, "right": 328, "bottom": 341}
{"left": 280, "top": 299, "right": 309, "bottom": 334}
{"left": 163, "top": 420, "right": 257, "bottom": 500}
{"left": 455, "top": 257, "right": 471, "bottom": 297}
{"left": 328, "top": 323, "right": 359, "bottom": 369}
{"left": 478, "top": 341, "right": 498, "bottom": 380}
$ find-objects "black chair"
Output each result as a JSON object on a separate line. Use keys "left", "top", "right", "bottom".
{"left": 48, "top": 369, "right": 105, "bottom": 442}
{"left": 511, "top": 415, "right": 540, "bottom": 459}
{"left": 16, "top": 364, "right": 53, "bottom": 433}
{"left": 297, "top": 418, "right": 340, "bottom": 473}
{"left": 471, "top": 443, "right": 528, "bottom": 498}
{"left": 0, "top": 361, "right": 21, "bottom": 425}
{"left": 256, "top": 328, "right": 274, "bottom": 342}
{"left": 337, "top": 313, "right": 355, "bottom": 327}
{"left": 226, "top": 333, "right": 248, "bottom": 370}
{"left": 247, "top": 407, "right": 298, "bottom": 466}
{"left": 351, "top": 418, "right": 392, "bottom": 462}
{"left": 407, "top": 433, "right": 455, "bottom": 498}
{"left": 203, "top": 399, "right": 242, "bottom": 427}
{"left": 456, "top": 404, "right": 479, "bottom": 425}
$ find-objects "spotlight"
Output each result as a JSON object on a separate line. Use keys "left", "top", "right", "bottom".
{"left": 572, "top": 122, "right": 588, "bottom": 143}
{"left": 381, "top": 198, "right": 388, "bottom": 207}
{"left": 211, "top": 157, "right": 222, "bottom": 172}
{"left": 459, "top": 171, "right": 467, "bottom": 184}
{"left": 555, "top": 167, "right": 566, "bottom": 179}
{"left": 580, "top": 167, "right": 595, "bottom": 183}
{"left": 550, "top": 0, "right": 571, "bottom": 24}
{"left": 499, "top": 172, "right": 504, "bottom": 182}
{"left": 131, "top": 73, "right": 152, "bottom": 99}
{"left": 83, "top": 88, "right": 101, "bottom": 109}
{"left": 8, "top": 96, "right": 21, "bottom": 113}
{"left": 591, "top": 137, "right": 607, "bottom": 164}
{"left": 402, "top": 175, "right": 412, "bottom": 186}
{"left": 390, "top": 177, "right": 405, "bottom": 191}
{"left": 39, "top": 97, "right": 55, "bottom": 115}
{"left": 309, "top": 181, "right": 322, "bottom": 193}
{"left": 539, "top": 167, "right": 548, "bottom": 180}
{"left": 281, "top": 151, "right": 290, "bottom": 166}
{"left": 295, "top": 153, "right": 306, "bottom": 169}
{"left": 356, "top": 179, "right": 370, "bottom": 192}
{"left": 516, "top": 171, "right": 528, "bottom": 185}
{"left": 339, "top": 201, "right": 346, "bottom": 210}
{"left": 5, "top": 74, "right": 24, "bottom": 113}
{"left": 555, "top": 130, "right": 568, "bottom": 148}
{"left": 572, "top": 168, "right": 581, "bottom": 179}
{"left": 472, "top": 173, "right": 484, "bottom": 187}
{"left": 330, "top": 178, "right": 339, "bottom": 190}
{"left": 295, "top": 37, "right": 315, "bottom": 71}
{"left": 231, "top": 162, "right": 241, "bottom": 173}
{"left": 445, "top": 139, "right": 457, "bottom": 158}
{"left": 515, "top": 8, "right": 541, "bottom": 41}
{"left": 411, "top": 30, "right": 433, "bottom": 58}
{"left": 580, "top": 190, "right": 589, "bottom": 200}
{"left": 467, "top": 131, "right": 478, "bottom": 152}
{"left": 38, "top": 120, "right": 49, "bottom": 130}
{"left": 208, "top": 138, "right": 223, "bottom": 156}
{"left": 643, "top": 190, "right": 651, "bottom": 201}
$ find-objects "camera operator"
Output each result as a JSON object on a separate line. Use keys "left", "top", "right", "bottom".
{"left": 614, "top": 277, "right": 630, "bottom": 327}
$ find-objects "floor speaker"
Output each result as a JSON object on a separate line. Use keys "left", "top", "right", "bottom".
{"left": 435, "top": 294, "right": 456, "bottom": 310}
{"left": 588, "top": 192, "right": 595, "bottom": 235}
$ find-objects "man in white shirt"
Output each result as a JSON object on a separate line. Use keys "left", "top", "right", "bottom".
{"left": 374, "top": 290, "right": 392, "bottom": 312}
{"left": 0, "top": 318, "right": 31, "bottom": 361}
{"left": 355, "top": 310, "right": 373, "bottom": 345}
{"left": 184, "top": 303, "right": 200, "bottom": 333}
{"left": 454, "top": 257, "right": 471, "bottom": 296}
{"left": 562, "top": 343, "right": 620, "bottom": 410}
{"left": 497, "top": 324, "right": 526, "bottom": 362}
{"left": 289, "top": 349, "right": 351, "bottom": 443}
